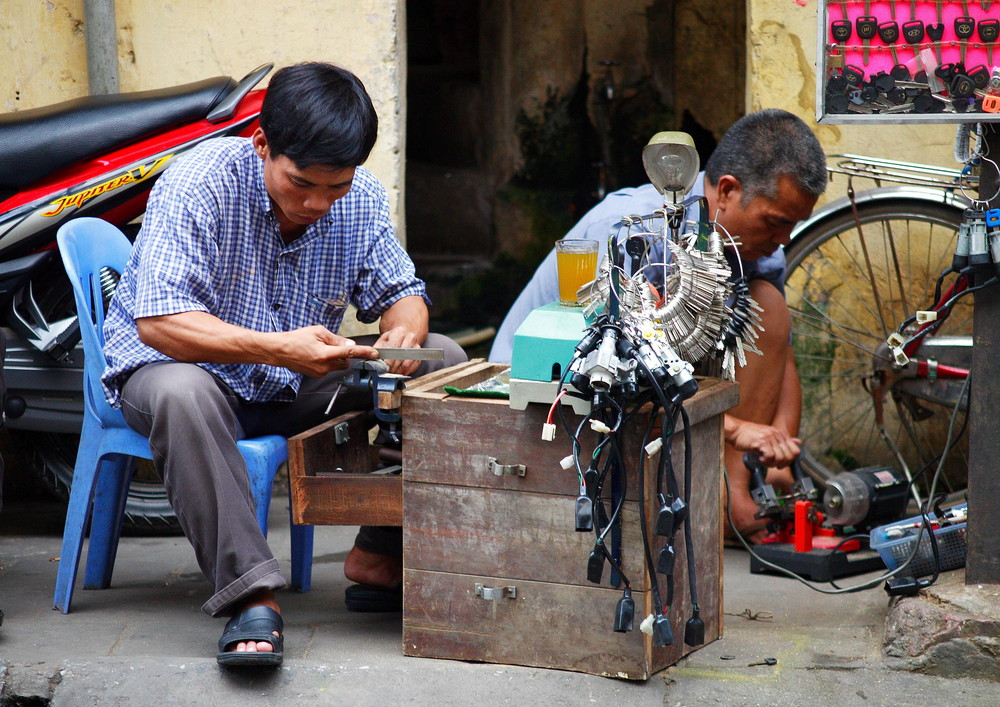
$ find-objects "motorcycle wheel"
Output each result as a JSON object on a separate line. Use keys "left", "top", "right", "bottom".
{"left": 27, "top": 431, "right": 182, "bottom": 535}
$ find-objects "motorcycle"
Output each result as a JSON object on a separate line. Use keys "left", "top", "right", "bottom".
{"left": 0, "top": 64, "right": 273, "bottom": 533}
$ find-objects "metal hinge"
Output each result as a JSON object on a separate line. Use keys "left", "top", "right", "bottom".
{"left": 475, "top": 583, "right": 517, "bottom": 601}
{"left": 487, "top": 457, "right": 525, "bottom": 477}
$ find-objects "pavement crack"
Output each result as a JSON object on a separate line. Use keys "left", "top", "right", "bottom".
{"left": 107, "top": 624, "right": 132, "bottom": 656}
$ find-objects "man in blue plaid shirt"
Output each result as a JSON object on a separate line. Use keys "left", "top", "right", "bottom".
{"left": 102, "top": 63, "right": 465, "bottom": 667}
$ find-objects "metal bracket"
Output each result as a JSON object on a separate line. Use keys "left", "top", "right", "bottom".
{"left": 333, "top": 421, "right": 350, "bottom": 445}
{"left": 475, "top": 583, "right": 517, "bottom": 601}
{"left": 487, "top": 457, "right": 525, "bottom": 477}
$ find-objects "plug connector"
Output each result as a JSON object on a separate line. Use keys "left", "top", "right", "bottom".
{"left": 613, "top": 588, "right": 635, "bottom": 633}
{"left": 670, "top": 497, "right": 689, "bottom": 526}
{"left": 587, "top": 544, "right": 606, "bottom": 584}
{"left": 652, "top": 615, "right": 674, "bottom": 646}
{"left": 590, "top": 419, "right": 612, "bottom": 434}
{"left": 541, "top": 423, "right": 556, "bottom": 441}
{"left": 559, "top": 455, "right": 575, "bottom": 470}
{"left": 654, "top": 503, "right": 675, "bottom": 536}
{"left": 656, "top": 544, "right": 676, "bottom": 575}
{"left": 684, "top": 613, "right": 705, "bottom": 647}
{"left": 639, "top": 613, "right": 656, "bottom": 636}
{"left": 575, "top": 495, "right": 594, "bottom": 532}
{"left": 644, "top": 437, "right": 663, "bottom": 457}
{"left": 884, "top": 576, "right": 933, "bottom": 597}
{"left": 583, "top": 467, "right": 599, "bottom": 500}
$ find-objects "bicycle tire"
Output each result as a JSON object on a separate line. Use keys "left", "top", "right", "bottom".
{"left": 784, "top": 198, "right": 971, "bottom": 498}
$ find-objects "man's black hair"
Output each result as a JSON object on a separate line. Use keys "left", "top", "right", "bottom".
{"left": 259, "top": 63, "right": 378, "bottom": 170}
{"left": 704, "top": 109, "right": 827, "bottom": 204}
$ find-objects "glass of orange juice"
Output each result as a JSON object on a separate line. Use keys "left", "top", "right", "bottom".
{"left": 555, "top": 239, "right": 599, "bottom": 306}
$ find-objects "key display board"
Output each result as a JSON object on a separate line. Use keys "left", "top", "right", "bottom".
{"left": 818, "top": 1, "right": 1000, "bottom": 123}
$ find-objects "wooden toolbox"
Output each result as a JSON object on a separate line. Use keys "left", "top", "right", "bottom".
{"left": 401, "top": 360, "right": 738, "bottom": 680}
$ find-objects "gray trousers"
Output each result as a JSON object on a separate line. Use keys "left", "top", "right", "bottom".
{"left": 119, "top": 333, "right": 467, "bottom": 617}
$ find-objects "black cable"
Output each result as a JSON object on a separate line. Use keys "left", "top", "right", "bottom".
{"left": 638, "top": 404, "right": 666, "bottom": 615}
{"left": 679, "top": 404, "right": 699, "bottom": 610}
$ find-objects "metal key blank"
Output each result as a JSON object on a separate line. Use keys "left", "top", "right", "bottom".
{"left": 902, "top": 20, "right": 924, "bottom": 62}
{"left": 926, "top": 22, "right": 945, "bottom": 66}
{"left": 857, "top": 15, "right": 878, "bottom": 65}
{"left": 878, "top": 21, "right": 901, "bottom": 66}
{"left": 955, "top": 16, "right": 975, "bottom": 67}
{"left": 832, "top": 19, "right": 852, "bottom": 44}
{"left": 978, "top": 18, "right": 999, "bottom": 67}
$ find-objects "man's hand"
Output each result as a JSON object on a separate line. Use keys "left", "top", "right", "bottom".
{"left": 375, "top": 295, "right": 429, "bottom": 376}
{"left": 374, "top": 325, "right": 421, "bottom": 375}
{"left": 724, "top": 416, "right": 801, "bottom": 467}
{"left": 275, "top": 325, "right": 378, "bottom": 377}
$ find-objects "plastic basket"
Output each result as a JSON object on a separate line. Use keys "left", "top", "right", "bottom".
{"left": 869, "top": 504, "right": 968, "bottom": 579}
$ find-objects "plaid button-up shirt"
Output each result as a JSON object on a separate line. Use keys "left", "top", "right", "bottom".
{"left": 102, "top": 137, "right": 427, "bottom": 405}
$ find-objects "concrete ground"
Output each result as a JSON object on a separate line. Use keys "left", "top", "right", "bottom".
{"left": 0, "top": 495, "right": 996, "bottom": 706}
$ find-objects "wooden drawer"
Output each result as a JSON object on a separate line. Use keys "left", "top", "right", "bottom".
{"left": 401, "top": 361, "right": 738, "bottom": 680}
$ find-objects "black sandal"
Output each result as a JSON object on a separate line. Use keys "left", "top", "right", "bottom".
{"left": 345, "top": 583, "right": 403, "bottom": 612}
{"left": 216, "top": 605, "right": 283, "bottom": 667}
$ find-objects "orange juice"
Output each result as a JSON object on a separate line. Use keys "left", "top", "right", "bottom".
{"left": 556, "top": 240, "right": 599, "bottom": 305}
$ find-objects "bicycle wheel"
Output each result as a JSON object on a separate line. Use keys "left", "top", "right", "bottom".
{"left": 784, "top": 198, "right": 971, "bottom": 499}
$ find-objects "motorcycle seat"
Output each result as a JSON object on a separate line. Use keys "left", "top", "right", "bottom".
{"left": 0, "top": 76, "right": 237, "bottom": 190}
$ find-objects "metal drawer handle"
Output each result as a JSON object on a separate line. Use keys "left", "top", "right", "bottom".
{"left": 475, "top": 583, "right": 517, "bottom": 601}
{"left": 487, "top": 457, "right": 526, "bottom": 477}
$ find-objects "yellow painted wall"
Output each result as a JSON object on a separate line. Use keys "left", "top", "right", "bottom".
{"left": 1, "top": 0, "right": 406, "bottom": 230}
{"left": 747, "top": 0, "right": 958, "bottom": 206}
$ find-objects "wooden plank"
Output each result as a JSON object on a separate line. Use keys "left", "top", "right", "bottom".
{"left": 403, "top": 394, "right": 647, "bottom": 500}
{"left": 288, "top": 410, "right": 373, "bottom": 478}
{"left": 405, "top": 360, "right": 501, "bottom": 394}
{"left": 403, "top": 569, "right": 653, "bottom": 679}
{"left": 405, "top": 358, "right": 490, "bottom": 392}
{"left": 404, "top": 484, "right": 649, "bottom": 590}
{"left": 293, "top": 474, "right": 402, "bottom": 526}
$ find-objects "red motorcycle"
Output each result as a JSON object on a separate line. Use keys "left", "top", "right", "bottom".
{"left": 0, "top": 64, "right": 272, "bottom": 532}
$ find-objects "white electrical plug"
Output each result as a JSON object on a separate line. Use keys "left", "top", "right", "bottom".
{"left": 541, "top": 423, "right": 556, "bottom": 441}
{"left": 644, "top": 438, "right": 663, "bottom": 456}
{"left": 590, "top": 420, "right": 612, "bottom": 434}
{"left": 559, "top": 455, "right": 575, "bottom": 470}
{"left": 915, "top": 310, "right": 938, "bottom": 324}
{"left": 639, "top": 613, "right": 656, "bottom": 636}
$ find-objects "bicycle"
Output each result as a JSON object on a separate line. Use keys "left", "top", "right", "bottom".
{"left": 784, "top": 153, "right": 980, "bottom": 504}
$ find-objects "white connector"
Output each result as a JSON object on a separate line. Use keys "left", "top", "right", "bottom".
{"left": 639, "top": 613, "right": 656, "bottom": 636}
{"left": 915, "top": 310, "right": 938, "bottom": 324}
{"left": 559, "top": 455, "right": 575, "bottom": 470}
{"left": 644, "top": 438, "right": 663, "bottom": 456}
{"left": 892, "top": 346, "right": 910, "bottom": 367}
{"left": 590, "top": 419, "right": 612, "bottom": 434}
{"left": 541, "top": 423, "right": 556, "bottom": 442}
{"left": 886, "top": 332, "right": 905, "bottom": 348}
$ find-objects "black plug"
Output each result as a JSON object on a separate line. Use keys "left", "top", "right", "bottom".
{"left": 575, "top": 495, "right": 594, "bottom": 532}
{"left": 654, "top": 502, "right": 675, "bottom": 536}
{"left": 884, "top": 576, "right": 933, "bottom": 597}
{"left": 684, "top": 612, "right": 705, "bottom": 647}
{"left": 656, "top": 544, "right": 676, "bottom": 575}
{"left": 613, "top": 588, "right": 635, "bottom": 633}
{"left": 670, "top": 497, "right": 689, "bottom": 527}
{"left": 587, "top": 543, "right": 606, "bottom": 584}
{"left": 653, "top": 615, "right": 674, "bottom": 647}
{"left": 583, "top": 468, "right": 599, "bottom": 500}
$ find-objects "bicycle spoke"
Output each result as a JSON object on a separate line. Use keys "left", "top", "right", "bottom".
{"left": 787, "top": 198, "right": 968, "bottom": 487}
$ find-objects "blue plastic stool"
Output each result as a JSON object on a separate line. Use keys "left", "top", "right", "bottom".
{"left": 53, "top": 217, "right": 314, "bottom": 613}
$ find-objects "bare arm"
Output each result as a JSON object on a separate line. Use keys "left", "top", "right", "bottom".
{"left": 137, "top": 311, "right": 377, "bottom": 377}
{"left": 372, "top": 295, "right": 430, "bottom": 375}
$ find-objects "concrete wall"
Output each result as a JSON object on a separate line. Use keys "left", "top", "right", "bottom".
{"left": 1, "top": 0, "right": 407, "bottom": 231}
{"left": 747, "top": 0, "right": 957, "bottom": 207}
